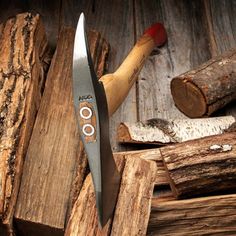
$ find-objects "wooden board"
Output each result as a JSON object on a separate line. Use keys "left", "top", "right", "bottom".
{"left": 14, "top": 28, "right": 108, "bottom": 236}
{"left": 134, "top": 0, "right": 212, "bottom": 121}
{"left": 207, "top": 0, "right": 236, "bottom": 55}
{"left": 148, "top": 194, "right": 236, "bottom": 235}
{"left": 61, "top": 0, "right": 136, "bottom": 151}
{"left": 206, "top": 0, "right": 236, "bottom": 116}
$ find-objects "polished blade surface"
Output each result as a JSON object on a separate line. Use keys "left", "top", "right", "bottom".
{"left": 72, "top": 13, "right": 121, "bottom": 227}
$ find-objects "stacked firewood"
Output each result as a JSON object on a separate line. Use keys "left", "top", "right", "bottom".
{"left": 0, "top": 12, "right": 235, "bottom": 236}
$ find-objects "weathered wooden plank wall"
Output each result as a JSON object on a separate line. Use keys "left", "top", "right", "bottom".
{"left": 135, "top": 0, "right": 211, "bottom": 121}
{"left": 61, "top": 0, "right": 136, "bottom": 151}
{"left": 206, "top": 0, "right": 236, "bottom": 116}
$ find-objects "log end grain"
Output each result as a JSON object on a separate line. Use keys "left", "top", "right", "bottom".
{"left": 117, "top": 123, "right": 132, "bottom": 143}
{"left": 171, "top": 77, "right": 206, "bottom": 118}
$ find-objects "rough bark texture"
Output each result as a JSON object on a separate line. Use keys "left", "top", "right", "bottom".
{"left": 161, "top": 132, "right": 236, "bottom": 198}
{"left": 65, "top": 155, "right": 157, "bottom": 236}
{"left": 14, "top": 28, "right": 109, "bottom": 236}
{"left": 117, "top": 116, "right": 236, "bottom": 144}
{"left": 148, "top": 194, "right": 236, "bottom": 235}
{"left": 0, "top": 12, "right": 49, "bottom": 234}
{"left": 171, "top": 48, "right": 236, "bottom": 117}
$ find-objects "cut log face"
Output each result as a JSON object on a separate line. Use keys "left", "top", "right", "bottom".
{"left": 148, "top": 194, "right": 236, "bottom": 235}
{"left": 117, "top": 116, "right": 236, "bottom": 144}
{"left": 0, "top": 12, "right": 49, "bottom": 231}
{"left": 171, "top": 48, "right": 236, "bottom": 117}
{"left": 161, "top": 132, "right": 236, "bottom": 198}
{"left": 14, "top": 28, "right": 109, "bottom": 236}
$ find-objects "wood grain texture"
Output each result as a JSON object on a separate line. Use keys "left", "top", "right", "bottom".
{"left": 14, "top": 28, "right": 108, "bottom": 236}
{"left": 208, "top": 0, "right": 236, "bottom": 117}
{"left": 61, "top": 0, "right": 136, "bottom": 151}
{"left": 117, "top": 116, "right": 236, "bottom": 144}
{"left": 171, "top": 48, "right": 236, "bottom": 117}
{"left": 65, "top": 153, "right": 159, "bottom": 236}
{"left": 0, "top": 13, "right": 49, "bottom": 233}
{"left": 135, "top": 0, "right": 211, "bottom": 121}
{"left": 207, "top": 0, "right": 236, "bottom": 55}
{"left": 111, "top": 157, "right": 156, "bottom": 236}
{"left": 161, "top": 132, "right": 236, "bottom": 198}
{"left": 116, "top": 148, "right": 168, "bottom": 186}
{"left": 148, "top": 194, "right": 236, "bottom": 235}
{"left": 65, "top": 174, "right": 111, "bottom": 236}
{"left": 65, "top": 155, "right": 125, "bottom": 236}
{"left": 65, "top": 152, "right": 163, "bottom": 236}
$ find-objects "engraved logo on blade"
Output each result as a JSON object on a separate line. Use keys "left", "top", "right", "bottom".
{"left": 78, "top": 100, "right": 97, "bottom": 143}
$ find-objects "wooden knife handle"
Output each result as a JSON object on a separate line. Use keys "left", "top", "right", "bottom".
{"left": 100, "top": 23, "right": 167, "bottom": 116}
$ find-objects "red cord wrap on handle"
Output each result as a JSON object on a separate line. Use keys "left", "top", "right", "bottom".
{"left": 144, "top": 23, "right": 167, "bottom": 47}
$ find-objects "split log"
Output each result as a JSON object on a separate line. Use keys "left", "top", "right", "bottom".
{"left": 111, "top": 157, "right": 156, "bottom": 236}
{"left": 118, "top": 149, "right": 168, "bottom": 186}
{"left": 65, "top": 155, "right": 157, "bottom": 236}
{"left": 117, "top": 116, "right": 236, "bottom": 144}
{"left": 14, "top": 28, "right": 109, "bottom": 236}
{"left": 161, "top": 132, "right": 236, "bottom": 198}
{"left": 148, "top": 194, "right": 236, "bottom": 235}
{"left": 0, "top": 13, "right": 49, "bottom": 233}
{"left": 171, "top": 48, "right": 236, "bottom": 117}
{"left": 65, "top": 155, "right": 125, "bottom": 236}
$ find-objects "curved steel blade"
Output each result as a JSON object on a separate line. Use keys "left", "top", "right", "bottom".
{"left": 72, "top": 13, "right": 121, "bottom": 227}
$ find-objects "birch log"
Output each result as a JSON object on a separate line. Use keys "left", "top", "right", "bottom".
{"left": 148, "top": 194, "right": 236, "bottom": 235}
{"left": 0, "top": 13, "right": 49, "bottom": 233}
{"left": 117, "top": 116, "right": 236, "bottom": 144}
{"left": 171, "top": 48, "right": 236, "bottom": 118}
{"left": 161, "top": 132, "right": 236, "bottom": 198}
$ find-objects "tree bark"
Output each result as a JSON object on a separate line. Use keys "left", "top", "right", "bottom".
{"left": 148, "top": 194, "right": 236, "bottom": 235}
{"left": 171, "top": 48, "right": 236, "bottom": 117}
{"left": 161, "top": 132, "right": 236, "bottom": 198}
{"left": 14, "top": 28, "right": 109, "bottom": 236}
{"left": 0, "top": 13, "right": 50, "bottom": 234}
{"left": 117, "top": 116, "right": 236, "bottom": 144}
